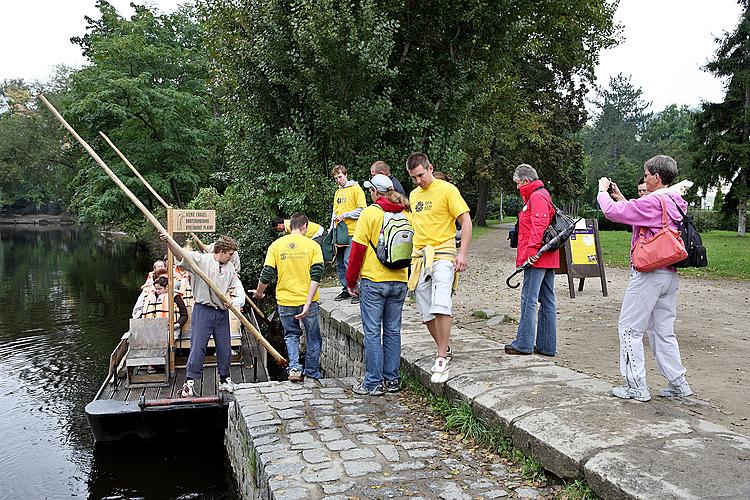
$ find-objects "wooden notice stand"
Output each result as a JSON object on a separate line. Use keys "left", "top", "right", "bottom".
{"left": 556, "top": 218, "right": 608, "bottom": 299}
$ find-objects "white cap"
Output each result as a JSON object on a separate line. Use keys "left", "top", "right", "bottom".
{"left": 363, "top": 174, "right": 393, "bottom": 193}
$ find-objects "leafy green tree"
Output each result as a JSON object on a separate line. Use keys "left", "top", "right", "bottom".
{"left": 0, "top": 73, "right": 77, "bottom": 209}
{"left": 63, "top": 1, "right": 222, "bottom": 232}
{"left": 693, "top": 0, "right": 750, "bottom": 236}
{"left": 642, "top": 104, "right": 696, "bottom": 172}
{"left": 582, "top": 73, "right": 652, "bottom": 201}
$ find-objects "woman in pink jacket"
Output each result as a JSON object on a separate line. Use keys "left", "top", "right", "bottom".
{"left": 597, "top": 155, "right": 693, "bottom": 402}
{"left": 505, "top": 164, "right": 559, "bottom": 357}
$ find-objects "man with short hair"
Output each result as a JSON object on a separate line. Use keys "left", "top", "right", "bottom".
{"left": 637, "top": 177, "right": 648, "bottom": 198}
{"left": 406, "top": 152, "right": 472, "bottom": 383}
{"left": 162, "top": 234, "right": 242, "bottom": 396}
{"left": 254, "top": 213, "right": 324, "bottom": 382}
{"left": 371, "top": 160, "right": 406, "bottom": 197}
{"left": 331, "top": 164, "right": 366, "bottom": 302}
{"left": 271, "top": 216, "right": 325, "bottom": 240}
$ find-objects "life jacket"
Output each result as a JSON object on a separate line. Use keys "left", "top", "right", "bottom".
{"left": 176, "top": 269, "right": 194, "bottom": 307}
{"left": 142, "top": 293, "right": 170, "bottom": 319}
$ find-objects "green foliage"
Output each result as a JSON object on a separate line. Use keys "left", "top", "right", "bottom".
{"left": 63, "top": 1, "right": 223, "bottom": 229}
{"left": 0, "top": 74, "right": 77, "bottom": 209}
{"left": 562, "top": 478, "right": 599, "bottom": 499}
{"left": 693, "top": 3, "right": 750, "bottom": 234}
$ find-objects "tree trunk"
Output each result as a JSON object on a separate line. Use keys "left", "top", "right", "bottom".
{"left": 475, "top": 179, "right": 488, "bottom": 226}
{"left": 171, "top": 179, "right": 183, "bottom": 208}
{"left": 738, "top": 197, "right": 747, "bottom": 236}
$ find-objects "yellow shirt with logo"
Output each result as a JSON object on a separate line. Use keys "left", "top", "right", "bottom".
{"left": 263, "top": 234, "right": 324, "bottom": 306}
{"left": 283, "top": 219, "right": 323, "bottom": 239}
{"left": 333, "top": 183, "right": 367, "bottom": 236}
{"left": 409, "top": 179, "right": 469, "bottom": 249}
{"left": 352, "top": 205, "right": 409, "bottom": 283}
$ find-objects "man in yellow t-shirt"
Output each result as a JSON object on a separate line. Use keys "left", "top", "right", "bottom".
{"left": 345, "top": 174, "right": 411, "bottom": 396}
{"left": 271, "top": 217, "right": 325, "bottom": 241}
{"left": 330, "top": 164, "right": 366, "bottom": 302}
{"left": 406, "top": 152, "right": 472, "bottom": 384}
{"left": 254, "top": 213, "right": 324, "bottom": 382}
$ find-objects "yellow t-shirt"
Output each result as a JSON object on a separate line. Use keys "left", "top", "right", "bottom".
{"left": 283, "top": 219, "right": 323, "bottom": 239}
{"left": 409, "top": 179, "right": 469, "bottom": 249}
{"left": 352, "top": 205, "right": 409, "bottom": 283}
{"left": 332, "top": 183, "right": 367, "bottom": 236}
{"left": 263, "top": 234, "right": 323, "bottom": 306}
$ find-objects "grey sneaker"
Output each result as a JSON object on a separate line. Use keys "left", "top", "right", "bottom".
{"left": 383, "top": 379, "right": 400, "bottom": 393}
{"left": 611, "top": 385, "right": 651, "bottom": 402}
{"left": 288, "top": 369, "right": 304, "bottom": 383}
{"left": 659, "top": 381, "right": 693, "bottom": 398}
{"left": 218, "top": 377, "right": 235, "bottom": 393}
{"left": 352, "top": 382, "right": 385, "bottom": 396}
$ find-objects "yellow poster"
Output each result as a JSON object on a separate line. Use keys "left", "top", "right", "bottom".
{"left": 569, "top": 229, "right": 598, "bottom": 265}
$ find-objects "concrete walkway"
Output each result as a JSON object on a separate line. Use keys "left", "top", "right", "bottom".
{"left": 316, "top": 288, "right": 750, "bottom": 499}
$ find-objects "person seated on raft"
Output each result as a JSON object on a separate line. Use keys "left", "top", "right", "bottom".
{"left": 133, "top": 275, "right": 188, "bottom": 374}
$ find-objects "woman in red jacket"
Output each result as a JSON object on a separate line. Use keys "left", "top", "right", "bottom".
{"left": 505, "top": 164, "right": 558, "bottom": 356}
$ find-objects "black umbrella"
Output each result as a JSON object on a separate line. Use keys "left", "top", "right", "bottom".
{"left": 506, "top": 218, "right": 582, "bottom": 288}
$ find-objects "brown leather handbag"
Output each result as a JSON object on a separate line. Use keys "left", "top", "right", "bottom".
{"left": 632, "top": 195, "right": 688, "bottom": 272}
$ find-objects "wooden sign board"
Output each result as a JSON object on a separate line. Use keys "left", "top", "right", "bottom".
{"left": 556, "top": 218, "right": 607, "bottom": 298}
{"left": 172, "top": 209, "right": 216, "bottom": 233}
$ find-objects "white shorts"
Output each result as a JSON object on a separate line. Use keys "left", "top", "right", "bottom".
{"left": 414, "top": 259, "right": 455, "bottom": 322}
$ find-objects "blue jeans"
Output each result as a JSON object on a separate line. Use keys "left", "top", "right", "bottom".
{"left": 510, "top": 267, "right": 557, "bottom": 355}
{"left": 278, "top": 302, "right": 322, "bottom": 378}
{"left": 187, "top": 303, "right": 231, "bottom": 380}
{"left": 359, "top": 279, "right": 407, "bottom": 390}
{"left": 335, "top": 236, "right": 353, "bottom": 291}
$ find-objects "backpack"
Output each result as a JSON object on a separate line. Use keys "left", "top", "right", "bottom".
{"left": 509, "top": 187, "right": 575, "bottom": 250}
{"left": 670, "top": 199, "right": 708, "bottom": 268}
{"left": 370, "top": 207, "right": 414, "bottom": 269}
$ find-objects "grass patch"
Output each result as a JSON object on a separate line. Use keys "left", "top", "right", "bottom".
{"left": 471, "top": 309, "right": 490, "bottom": 319}
{"left": 248, "top": 448, "right": 256, "bottom": 481}
{"left": 597, "top": 230, "right": 750, "bottom": 279}
{"left": 400, "top": 371, "right": 547, "bottom": 485}
{"left": 561, "top": 478, "right": 598, "bottom": 499}
{"left": 472, "top": 217, "right": 499, "bottom": 240}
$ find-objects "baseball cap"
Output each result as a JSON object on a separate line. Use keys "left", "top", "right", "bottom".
{"left": 363, "top": 174, "right": 393, "bottom": 193}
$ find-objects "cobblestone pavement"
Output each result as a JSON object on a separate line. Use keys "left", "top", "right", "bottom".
{"left": 231, "top": 377, "right": 560, "bottom": 499}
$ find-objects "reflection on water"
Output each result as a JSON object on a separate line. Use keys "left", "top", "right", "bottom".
{"left": 0, "top": 225, "right": 236, "bottom": 499}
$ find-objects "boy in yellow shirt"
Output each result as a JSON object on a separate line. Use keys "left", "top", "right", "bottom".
{"left": 331, "top": 164, "right": 366, "bottom": 302}
{"left": 346, "top": 174, "right": 411, "bottom": 396}
{"left": 254, "top": 213, "right": 325, "bottom": 382}
{"left": 271, "top": 217, "right": 325, "bottom": 241}
{"left": 406, "top": 152, "right": 472, "bottom": 383}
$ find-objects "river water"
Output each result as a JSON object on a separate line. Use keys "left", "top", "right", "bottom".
{"left": 0, "top": 225, "right": 237, "bottom": 499}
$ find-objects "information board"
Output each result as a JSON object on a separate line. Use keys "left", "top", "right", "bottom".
{"left": 556, "top": 218, "right": 607, "bottom": 298}
{"left": 172, "top": 209, "right": 216, "bottom": 233}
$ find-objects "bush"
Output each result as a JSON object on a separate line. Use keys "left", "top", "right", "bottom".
{"left": 690, "top": 209, "right": 720, "bottom": 233}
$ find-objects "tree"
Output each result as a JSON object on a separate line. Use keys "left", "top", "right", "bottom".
{"left": 0, "top": 73, "right": 77, "bottom": 209}
{"left": 693, "top": 0, "right": 750, "bottom": 236}
{"left": 63, "top": 1, "right": 222, "bottom": 232}
{"left": 642, "top": 104, "right": 696, "bottom": 174}
{"left": 582, "top": 73, "right": 652, "bottom": 201}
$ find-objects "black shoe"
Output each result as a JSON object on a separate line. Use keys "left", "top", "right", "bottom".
{"left": 504, "top": 345, "right": 532, "bottom": 355}
{"left": 533, "top": 347, "right": 555, "bottom": 357}
{"left": 334, "top": 290, "right": 351, "bottom": 301}
{"left": 351, "top": 296, "right": 360, "bottom": 304}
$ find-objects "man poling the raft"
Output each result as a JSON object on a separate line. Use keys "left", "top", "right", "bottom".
{"left": 38, "top": 95, "right": 289, "bottom": 377}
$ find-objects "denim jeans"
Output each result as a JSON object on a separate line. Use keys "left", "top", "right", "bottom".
{"left": 510, "top": 267, "right": 556, "bottom": 355}
{"left": 335, "top": 236, "right": 353, "bottom": 291}
{"left": 359, "top": 279, "right": 408, "bottom": 390}
{"left": 187, "top": 303, "right": 231, "bottom": 380}
{"left": 278, "top": 302, "right": 322, "bottom": 378}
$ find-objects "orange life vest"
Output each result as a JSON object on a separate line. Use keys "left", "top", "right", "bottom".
{"left": 142, "top": 293, "right": 170, "bottom": 319}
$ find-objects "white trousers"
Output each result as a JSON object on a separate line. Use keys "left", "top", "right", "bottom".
{"left": 618, "top": 269, "right": 687, "bottom": 389}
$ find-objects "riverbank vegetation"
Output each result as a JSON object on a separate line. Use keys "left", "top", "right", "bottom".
{"left": 3, "top": 0, "right": 750, "bottom": 282}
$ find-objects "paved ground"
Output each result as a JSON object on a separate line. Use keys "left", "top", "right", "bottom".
{"left": 454, "top": 225, "right": 750, "bottom": 432}
{"left": 231, "top": 378, "right": 561, "bottom": 499}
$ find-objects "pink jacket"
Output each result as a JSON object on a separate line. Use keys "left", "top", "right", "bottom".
{"left": 597, "top": 188, "right": 688, "bottom": 267}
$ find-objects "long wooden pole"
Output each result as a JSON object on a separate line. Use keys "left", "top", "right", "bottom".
{"left": 99, "top": 131, "right": 171, "bottom": 209}
{"left": 39, "top": 94, "right": 287, "bottom": 367}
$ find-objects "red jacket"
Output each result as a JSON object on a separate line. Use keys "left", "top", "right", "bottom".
{"left": 516, "top": 180, "right": 560, "bottom": 269}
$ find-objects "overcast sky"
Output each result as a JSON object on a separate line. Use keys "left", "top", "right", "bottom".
{"left": 0, "top": 0, "right": 744, "bottom": 114}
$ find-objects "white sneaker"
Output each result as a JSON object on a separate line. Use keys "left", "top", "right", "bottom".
{"left": 430, "top": 357, "right": 450, "bottom": 383}
{"left": 218, "top": 377, "right": 235, "bottom": 393}
{"left": 180, "top": 379, "right": 195, "bottom": 398}
{"left": 659, "top": 381, "right": 693, "bottom": 398}
{"left": 611, "top": 385, "right": 651, "bottom": 402}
